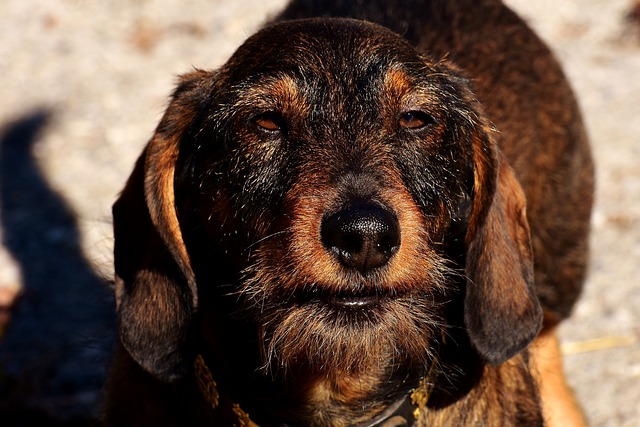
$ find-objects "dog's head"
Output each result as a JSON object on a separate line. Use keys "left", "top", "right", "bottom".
{"left": 113, "top": 18, "right": 541, "bottom": 384}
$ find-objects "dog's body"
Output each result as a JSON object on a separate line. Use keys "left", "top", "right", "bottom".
{"left": 104, "top": 0, "right": 593, "bottom": 425}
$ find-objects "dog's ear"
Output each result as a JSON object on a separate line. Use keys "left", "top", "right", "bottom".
{"left": 464, "top": 138, "right": 543, "bottom": 365}
{"left": 113, "top": 70, "right": 213, "bottom": 381}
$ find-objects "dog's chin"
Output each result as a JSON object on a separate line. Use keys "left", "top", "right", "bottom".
{"left": 253, "top": 290, "right": 441, "bottom": 380}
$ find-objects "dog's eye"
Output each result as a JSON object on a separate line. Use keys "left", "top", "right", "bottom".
{"left": 399, "top": 111, "right": 433, "bottom": 130}
{"left": 254, "top": 112, "right": 284, "bottom": 132}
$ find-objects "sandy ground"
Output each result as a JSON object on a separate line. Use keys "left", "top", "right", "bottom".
{"left": 0, "top": 0, "right": 638, "bottom": 425}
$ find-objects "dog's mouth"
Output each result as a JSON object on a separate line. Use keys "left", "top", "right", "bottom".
{"left": 326, "top": 293, "right": 383, "bottom": 309}
{"left": 298, "top": 286, "right": 405, "bottom": 311}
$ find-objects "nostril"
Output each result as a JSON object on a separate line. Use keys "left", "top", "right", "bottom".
{"left": 321, "top": 203, "right": 401, "bottom": 273}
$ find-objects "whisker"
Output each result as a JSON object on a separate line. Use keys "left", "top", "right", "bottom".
{"left": 243, "top": 229, "right": 291, "bottom": 251}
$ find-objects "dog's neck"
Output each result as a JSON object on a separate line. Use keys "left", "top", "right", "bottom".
{"left": 194, "top": 354, "right": 436, "bottom": 427}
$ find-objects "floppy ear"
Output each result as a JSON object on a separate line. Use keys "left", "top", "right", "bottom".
{"left": 464, "top": 144, "right": 543, "bottom": 365}
{"left": 113, "top": 70, "right": 213, "bottom": 381}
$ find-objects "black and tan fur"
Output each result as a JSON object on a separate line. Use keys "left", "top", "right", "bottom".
{"left": 104, "top": 0, "right": 593, "bottom": 425}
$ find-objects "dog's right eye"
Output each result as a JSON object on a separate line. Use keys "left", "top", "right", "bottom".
{"left": 254, "top": 112, "right": 284, "bottom": 133}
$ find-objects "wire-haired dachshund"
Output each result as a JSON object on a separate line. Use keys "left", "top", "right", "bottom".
{"left": 104, "top": 0, "right": 593, "bottom": 425}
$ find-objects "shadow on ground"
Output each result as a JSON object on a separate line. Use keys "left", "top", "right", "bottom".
{"left": 0, "top": 110, "right": 114, "bottom": 426}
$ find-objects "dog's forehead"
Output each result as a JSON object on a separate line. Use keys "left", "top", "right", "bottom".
{"left": 222, "top": 18, "right": 428, "bottom": 87}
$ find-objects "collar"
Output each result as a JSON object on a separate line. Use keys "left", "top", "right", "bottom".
{"left": 355, "top": 382, "right": 433, "bottom": 427}
{"left": 194, "top": 355, "right": 435, "bottom": 427}
{"left": 194, "top": 355, "right": 258, "bottom": 427}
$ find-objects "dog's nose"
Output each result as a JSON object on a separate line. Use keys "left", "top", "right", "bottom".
{"left": 321, "top": 203, "right": 401, "bottom": 273}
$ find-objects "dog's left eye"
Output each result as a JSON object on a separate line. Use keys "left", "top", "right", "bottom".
{"left": 399, "top": 111, "right": 433, "bottom": 130}
{"left": 254, "top": 112, "right": 284, "bottom": 132}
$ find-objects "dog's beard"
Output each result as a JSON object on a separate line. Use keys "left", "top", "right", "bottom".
{"left": 239, "top": 278, "right": 446, "bottom": 380}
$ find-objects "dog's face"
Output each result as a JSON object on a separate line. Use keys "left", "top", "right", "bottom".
{"left": 184, "top": 19, "right": 479, "bottom": 378}
{"left": 113, "top": 18, "right": 542, "bottom": 393}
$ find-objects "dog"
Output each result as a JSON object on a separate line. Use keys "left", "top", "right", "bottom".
{"left": 104, "top": 0, "right": 593, "bottom": 425}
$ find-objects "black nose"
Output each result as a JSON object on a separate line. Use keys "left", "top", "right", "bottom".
{"left": 321, "top": 203, "right": 401, "bottom": 273}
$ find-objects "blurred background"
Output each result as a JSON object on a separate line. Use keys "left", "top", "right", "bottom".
{"left": 0, "top": 0, "right": 638, "bottom": 425}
